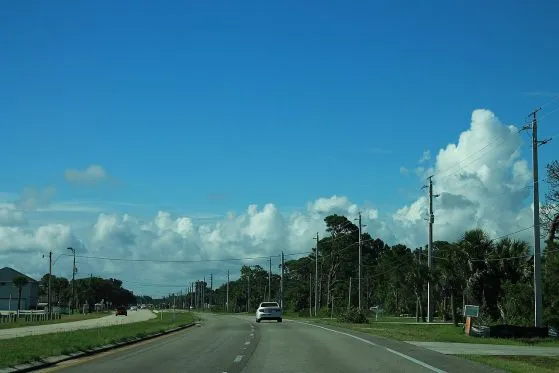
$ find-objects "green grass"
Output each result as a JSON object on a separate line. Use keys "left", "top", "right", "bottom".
{"left": 309, "top": 319, "right": 559, "bottom": 347}
{"left": 0, "top": 312, "right": 111, "bottom": 330}
{"left": 0, "top": 311, "right": 197, "bottom": 369}
{"left": 462, "top": 355, "right": 559, "bottom": 373}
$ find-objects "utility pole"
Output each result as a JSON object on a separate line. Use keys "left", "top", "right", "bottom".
{"left": 358, "top": 212, "right": 362, "bottom": 310}
{"left": 67, "top": 247, "right": 76, "bottom": 313}
{"left": 268, "top": 257, "right": 272, "bottom": 301}
{"left": 226, "top": 270, "right": 230, "bottom": 313}
{"left": 355, "top": 212, "right": 367, "bottom": 310}
{"left": 48, "top": 251, "right": 52, "bottom": 318}
{"left": 247, "top": 274, "right": 251, "bottom": 312}
{"left": 313, "top": 232, "right": 319, "bottom": 317}
{"left": 281, "top": 251, "right": 285, "bottom": 309}
{"left": 348, "top": 277, "right": 352, "bottom": 310}
{"left": 210, "top": 273, "right": 213, "bottom": 309}
{"left": 202, "top": 276, "right": 205, "bottom": 310}
{"left": 522, "top": 108, "right": 550, "bottom": 327}
{"left": 309, "top": 273, "right": 312, "bottom": 317}
{"left": 190, "top": 283, "right": 193, "bottom": 309}
{"left": 424, "top": 176, "right": 439, "bottom": 322}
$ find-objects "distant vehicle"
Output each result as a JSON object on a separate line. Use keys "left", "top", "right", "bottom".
{"left": 256, "top": 302, "right": 282, "bottom": 323}
{"left": 130, "top": 306, "right": 138, "bottom": 311}
{"left": 116, "top": 306, "right": 128, "bottom": 316}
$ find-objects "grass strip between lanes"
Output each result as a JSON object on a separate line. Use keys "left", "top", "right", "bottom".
{"left": 0, "top": 311, "right": 112, "bottom": 330}
{"left": 308, "top": 318, "right": 559, "bottom": 347}
{"left": 0, "top": 311, "right": 197, "bottom": 369}
{"left": 462, "top": 355, "right": 559, "bottom": 373}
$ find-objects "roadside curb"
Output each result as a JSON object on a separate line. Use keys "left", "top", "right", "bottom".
{"left": 0, "top": 322, "right": 197, "bottom": 373}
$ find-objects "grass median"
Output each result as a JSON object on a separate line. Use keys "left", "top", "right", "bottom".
{"left": 0, "top": 311, "right": 112, "bottom": 330}
{"left": 462, "top": 355, "right": 559, "bottom": 373}
{"left": 0, "top": 311, "right": 197, "bottom": 369}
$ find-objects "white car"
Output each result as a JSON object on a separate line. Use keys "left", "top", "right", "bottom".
{"left": 256, "top": 302, "right": 282, "bottom": 323}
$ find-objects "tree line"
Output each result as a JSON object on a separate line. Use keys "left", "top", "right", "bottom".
{"left": 187, "top": 160, "right": 559, "bottom": 327}
{"left": 38, "top": 274, "right": 136, "bottom": 311}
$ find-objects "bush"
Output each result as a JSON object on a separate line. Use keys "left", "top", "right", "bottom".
{"left": 338, "top": 307, "right": 368, "bottom": 324}
{"left": 298, "top": 308, "right": 312, "bottom": 317}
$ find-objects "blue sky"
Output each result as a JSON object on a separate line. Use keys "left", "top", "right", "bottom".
{"left": 1, "top": 0, "right": 558, "bottom": 219}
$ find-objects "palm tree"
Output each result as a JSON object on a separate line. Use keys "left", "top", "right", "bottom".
{"left": 12, "top": 275, "right": 29, "bottom": 311}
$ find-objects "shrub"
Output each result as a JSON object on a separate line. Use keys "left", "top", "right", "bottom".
{"left": 298, "top": 308, "right": 311, "bottom": 317}
{"left": 338, "top": 307, "right": 368, "bottom": 324}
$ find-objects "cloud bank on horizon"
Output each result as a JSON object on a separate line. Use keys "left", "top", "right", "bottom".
{"left": 0, "top": 109, "right": 536, "bottom": 296}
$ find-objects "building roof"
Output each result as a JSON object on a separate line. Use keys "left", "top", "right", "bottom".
{"left": 0, "top": 267, "right": 38, "bottom": 283}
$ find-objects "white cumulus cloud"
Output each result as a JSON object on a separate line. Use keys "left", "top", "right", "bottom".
{"left": 392, "top": 109, "right": 533, "bottom": 246}
{"left": 0, "top": 109, "right": 538, "bottom": 296}
{"left": 419, "top": 150, "right": 431, "bottom": 163}
{"left": 65, "top": 165, "right": 109, "bottom": 185}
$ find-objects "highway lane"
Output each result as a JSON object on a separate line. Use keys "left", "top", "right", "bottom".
{"left": 39, "top": 314, "right": 504, "bottom": 373}
{"left": 39, "top": 313, "right": 260, "bottom": 373}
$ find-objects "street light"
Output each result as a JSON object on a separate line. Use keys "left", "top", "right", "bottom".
{"left": 67, "top": 247, "right": 76, "bottom": 313}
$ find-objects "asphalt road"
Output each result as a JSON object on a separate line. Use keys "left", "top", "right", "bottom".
{"left": 38, "top": 314, "right": 504, "bottom": 373}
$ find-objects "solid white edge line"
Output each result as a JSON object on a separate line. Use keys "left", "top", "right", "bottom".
{"left": 288, "top": 320, "right": 447, "bottom": 373}
{"left": 385, "top": 348, "right": 446, "bottom": 373}
{"left": 233, "top": 355, "right": 243, "bottom": 363}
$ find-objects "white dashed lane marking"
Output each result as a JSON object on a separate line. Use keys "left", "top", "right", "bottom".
{"left": 234, "top": 355, "right": 243, "bottom": 363}
{"left": 244, "top": 341, "right": 250, "bottom": 345}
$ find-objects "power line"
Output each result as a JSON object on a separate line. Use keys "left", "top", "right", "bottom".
{"left": 124, "top": 282, "right": 189, "bottom": 288}
{"left": 427, "top": 103, "right": 555, "bottom": 182}
{"left": 72, "top": 253, "right": 281, "bottom": 263}
{"left": 431, "top": 124, "right": 526, "bottom": 180}
{"left": 539, "top": 105, "right": 559, "bottom": 122}
{"left": 426, "top": 225, "right": 535, "bottom": 256}
{"left": 540, "top": 94, "right": 559, "bottom": 110}
{"left": 431, "top": 247, "right": 559, "bottom": 264}
{"left": 491, "top": 225, "right": 535, "bottom": 242}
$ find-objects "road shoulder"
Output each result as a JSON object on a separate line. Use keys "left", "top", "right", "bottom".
{"left": 286, "top": 319, "right": 506, "bottom": 373}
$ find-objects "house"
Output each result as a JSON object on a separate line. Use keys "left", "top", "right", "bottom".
{"left": 0, "top": 267, "right": 39, "bottom": 311}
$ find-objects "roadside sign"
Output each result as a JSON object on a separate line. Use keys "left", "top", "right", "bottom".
{"left": 463, "top": 304, "right": 480, "bottom": 317}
